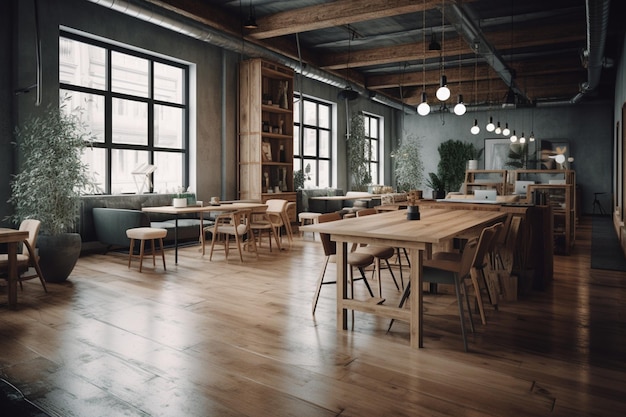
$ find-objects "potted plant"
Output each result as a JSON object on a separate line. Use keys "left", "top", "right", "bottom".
{"left": 465, "top": 143, "right": 484, "bottom": 170}
{"left": 7, "top": 98, "right": 94, "bottom": 282}
{"left": 426, "top": 172, "right": 446, "bottom": 199}
{"left": 391, "top": 134, "right": 424, "bottom": 192}
{"left": 172, "top": 186, "right": 188, "bottom": 207}
{"left": 346, "top": 114, "right": 371, "bottom": 192}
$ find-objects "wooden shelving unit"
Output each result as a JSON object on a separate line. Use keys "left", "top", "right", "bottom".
{"left": 513, "top": 170, "right": 575, "bottom": 255}
{"left": 239, "top": 58, "right": 296, "bottom": 221}
{"left": 463, "top": 170, "right": 509, "bottom": 195}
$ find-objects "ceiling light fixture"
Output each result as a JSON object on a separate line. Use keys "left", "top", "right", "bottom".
{"left": 435, "top": 1, "right": 450, "bottom": 102}
{"left": 337, "top": 27, "right": 359, "bottom": 101}
{"left": 428, "top": 33, "right": 441, "bottom": 51}
{"left": 486, "top": 116, "right": 495, "bottom": 132}
{"left": 519, "top": 132, "right": 526, "bottom": 144}
{"left": 453, "top": 39, "right": 465, "bottom": 115}
{"left": 494, "top": 121, "right": 502, "bottom": 134}
{"left": 243, "top": 1, "right": 258, "bottom": 29}
{"left": 510, "top": 130, "right": 518, "bottom": 142}
{"left": 502, "top": 122, "right": 510, "bottom": 136}
{"left": 471, "top": 119, "right": 480, "bottom": 135}
{"left": 418, "top": 0, "right": 430, "bottom": 116}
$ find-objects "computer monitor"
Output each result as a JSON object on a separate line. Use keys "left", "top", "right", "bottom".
{"left": 514, "top": 180, "right": 535, "bottom": 195}
{"left": 474, "top": 189, "right": 497, "bottom": 201}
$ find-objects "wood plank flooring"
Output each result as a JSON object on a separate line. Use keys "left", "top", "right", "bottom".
{"left": 1, "top": 217, "right": 625, "bottom": 417}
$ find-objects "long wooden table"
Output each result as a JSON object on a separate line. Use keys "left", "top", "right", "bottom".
{"left": 0, "top": 228, "right": 29, "bottom": 309}
{"left": 301, "top": 208, "right": 507, "bottom": 348}
{"left": 142, "top": 202, "right": 266, "bottom": 263}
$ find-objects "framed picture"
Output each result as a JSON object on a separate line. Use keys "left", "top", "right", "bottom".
{"left": 538, "top": 139, "right": 569, "bottom": 169}
{"left": 484, "top": 138, "right": 512, "bottom": 170}
{"left": 261, "top": 141, "right": 272, "bottom": 162}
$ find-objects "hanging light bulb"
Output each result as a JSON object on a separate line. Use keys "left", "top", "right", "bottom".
{"left": 519, "top": 132, "right": 526, "bottom": 144}
{"left": 486, "top": 116, "right": 495, "bottom": 132}
{"left": 453, "top": 94, "right": 466, "bottom": 115}
{"left": 417, "top": 92, "right": 430, "bottom": 116}
{"left": 470, "top": 119, "right": 480, "bottom": 135}
{"left": 494, "top": 122, "right": 502, "bottom": 134}
{"left": 436, "top": 75, "right": 450, "bottom": 101}
{"left": 502, "top": 123, "right": 510, "bottom": 136}
{"left": 529, "top": 131, "right": 535, "bottom": 142}
{"left": 510, "top": 130, "right": 518, "bottom": 142}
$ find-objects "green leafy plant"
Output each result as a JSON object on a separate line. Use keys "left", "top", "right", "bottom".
{"left": 506, "top": 143, "right": 537, "bottom": 169}
{"left": 465, "top": 143, "right": 484, "bottom": 161}
{"left": 391, "top": 134, "right": 424, "bottom": 191}
{"left": 293, "top": 169, "right": 305, "bottom": 190}
{"left": 346, "top": 114, "right": 371, "bottom": 191}
{"left": 7, "top": 98, "right": 94, "bottom": 235}
{"left": 426, "top": 172, "right": 445, "bottom": 193}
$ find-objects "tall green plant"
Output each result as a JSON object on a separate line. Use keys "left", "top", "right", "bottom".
{"left": 7, "top": 99, "right": 94, "bottom": 235}
{"left": 346, "top": 114, "right": 371, "bottom": 191}
{"left": 436, "top": 139, "right": 472, "bottom": 193}
{"left": 392, "top": 134, "right": 424, "bottom": 191}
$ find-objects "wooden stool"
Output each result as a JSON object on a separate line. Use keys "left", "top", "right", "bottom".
{"left": 298, "top": 212, "right": 321, "bottom": 239}
{"left": 126, "top": 227, "right": 167, "bottom": 272}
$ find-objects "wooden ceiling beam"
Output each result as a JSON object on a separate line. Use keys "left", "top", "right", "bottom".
{"left": 249, "top": 0, "right": 444, "bottom": 40}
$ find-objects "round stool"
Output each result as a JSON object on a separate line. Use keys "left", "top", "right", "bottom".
{"left": 298, "top": 212, "right": 322, "bottom": 239}
{"left": 126, "top": 227, "right": 167, "bottom": 272}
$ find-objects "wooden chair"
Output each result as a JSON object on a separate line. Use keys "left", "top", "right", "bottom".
{"left": 249, "top": 205, "right": 282, "bottom": 251}
{"left": 0, "top": 219, "right": 47, "bottom": 292}
{"left": 354, "top": 208, "right": 401, "bottom": 297}
{"left": 390, "top": 237, "right": 480, "bottom": 352}
{"left": 424, "top": 222, "right": 502, "bottom": 325}
{"left": 206, "top": 209, "right": 257, "bottom": 262}
{"left": 312, "top": 212, "right": 376, "bottom": 315}
{"left": 265, "top": 199, "right": 293, "bottom": 249}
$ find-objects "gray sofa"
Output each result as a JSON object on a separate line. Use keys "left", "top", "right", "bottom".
{"left": 80, "top": 194, "right": 212, "bottom": 253}
{"left": 91, "top": 207, "right": 212, "bottom": 252}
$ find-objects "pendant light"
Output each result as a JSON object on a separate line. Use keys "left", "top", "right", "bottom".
{"left": 502, "top": 123, "right": 510, "bottom": 136}
{"left": 529, "top": 108, "right": 536, "bottom": 141}
{"left": 494, "top": 121, "right": 502, "bottom": 134}
{"left": 418, "top": 0, "right": 430, "bottom": 116}
{"left": 510, "top": 130, "right": 518, "bottom": 142}
{"left": 471, "top": 119, "right": 480, "bottom": 135}
{"left": 453, "top": 36, "right": 466, "bottom": 115}
{"left": 435, "top": 0, "right": 450, "bottom": 102}
{"left": 486, "top": 116, "right": 495, "bottom": 132}
{"left": 243, "top": 0, "right": 258, "bottom": 29}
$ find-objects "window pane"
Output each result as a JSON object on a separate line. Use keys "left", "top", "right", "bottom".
{"left": 293, "top": 158, "right": 301, "bottom": 174}
{"left": 319, "top": 130, "right": 330, "bottom": 158}
{"left": 370, "top": 117, "right": 379, "bottom": 139}
{"left": 112, "top": 98, "right": 147, "bottom": 145}
{"left": 155, "top": 105, "right": 183, "bottom": 148}
{"left": 318, "top": 104, "right": 330, "bottom": 129}
{"left": 81, "top": 147, "right": 106, "bottom": 194}
{"left": 111, "top": 149, "right": 148, "bottom": 194}
{"left": 370, "top": 140, "right": 378, "bottom": 162}
{"left": 303, "top": 101, "right": 317, "bottom": 125}
{"left": 154, "top": 62, "right": 184, "bottom": 104}
{"left": 318, "top": 160, "right": 330, "bottom": 188}
{"left": 303, "top": 128, "right": 317, "bottom": 156}
{"left": 60, "top": 89, "right": 105, "bottom": 143}
{"left": 364, "top": 117, "right": 370, "bottom": 137}
{"left": 306, "top": 161, "right": 317, "bottom": 187}
{"left": 153, "top": 152, "right": 183, "bottom": 193}
{"left": 293, "top": 97, "right": 300, "bottom": 123}
{"left": 370, "top": 163, "right": 378, "bottom": 184}
{"left": 59, "top": 37, "right": 106, "bottom": 90}
{"left": 111, "top": 51, "right": 149, "bottom": 97}
{"left": 293, "top": 125, "right": 300, "bottom": 156}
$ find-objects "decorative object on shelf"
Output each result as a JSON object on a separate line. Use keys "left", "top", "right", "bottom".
{"left": 278, "top": 80, "right": 289, "bottom": 109}
{"left": 262, "top": 141, "right": 272, "bottom": 161}
{"left": 263, "top": 171, "right": 270, "bottom": 192}
{"left": 279, "top": 119, "right": 284, "bottom": 135}
{"left": 279, "top": 144, "right": 286, "bottom": 162}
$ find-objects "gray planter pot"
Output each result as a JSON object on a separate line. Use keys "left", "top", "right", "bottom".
{"left": 38, "top": 233, "right": 82, "bottom": 283}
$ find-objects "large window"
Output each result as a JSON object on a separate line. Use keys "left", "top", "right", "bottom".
{"left": 59, "top": 32, "right": 188, "bottom": 194}
{"left": 293, "top": 95, "right": 333, "bottom": 188}
{"left": 363, "top": 113, "right": 381, "bottom": 184}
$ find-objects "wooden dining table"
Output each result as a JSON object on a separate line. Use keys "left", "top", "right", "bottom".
{"left": 142, "top": 202, "right": 267, "bottom": 263}
{"left": 0, "top": 228, "right": 29, "bottom": 309}
{"left": 301, "top": 207, "right": 507, "bottom": 349}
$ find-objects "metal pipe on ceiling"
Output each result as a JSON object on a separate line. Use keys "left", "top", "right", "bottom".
{"left": 570, "top": 0, "right": 611, "bottom": 103}
{"left": 84, "top": 0, "right": 415, "bottom": 113}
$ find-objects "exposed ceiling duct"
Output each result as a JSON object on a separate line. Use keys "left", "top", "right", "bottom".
{"left": 84, "top": 0, "right": 415, "bottom": 113}
{"left": 571, "top": 0, "right": 611, "bottom": 103}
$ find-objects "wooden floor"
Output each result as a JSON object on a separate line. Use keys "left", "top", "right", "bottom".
{"left": 1, "top": 217, "right": 625, "bottom": 417}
